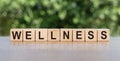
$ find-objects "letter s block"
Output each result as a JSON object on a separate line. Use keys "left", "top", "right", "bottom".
{"left": 85, "top": 29, "right": 97, "bottom": 42}
{"left": 10, "top": 29, "right": 23, "bottom": 42}
{"left": 98, "top": 29, "right": 110, "bottom": 42}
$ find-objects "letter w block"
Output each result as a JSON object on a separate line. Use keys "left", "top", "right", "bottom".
{"left": 10, "top": 29, "right": 23, "bottom": 42}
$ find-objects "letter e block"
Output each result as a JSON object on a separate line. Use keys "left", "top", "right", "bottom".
{"left": 73, "top": 29, "right": 85, "bottom": 42}
{"left": 23, "top": 29, "right": 35, "bottom": 42}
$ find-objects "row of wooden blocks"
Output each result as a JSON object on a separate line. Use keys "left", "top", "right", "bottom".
{"left": 10, "top": 29, "right": 110, "bottom": 42}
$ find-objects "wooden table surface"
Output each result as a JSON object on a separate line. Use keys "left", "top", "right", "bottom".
{"left": 0, "top": 37, "right": 120, "bottom": 61}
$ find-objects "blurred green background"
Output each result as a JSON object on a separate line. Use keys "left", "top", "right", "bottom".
{"left": 0, "top": 0, "right": 120, "bottom": 36}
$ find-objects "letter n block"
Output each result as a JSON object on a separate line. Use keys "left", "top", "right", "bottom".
{"left": 98, "top": 29, "right": 110, "bottom": 42}
{"left": 60, "top": 29, "right": 72, "bottom": 42}
{"left": 73, "top": 29, "right": 85, "bottom": 42}
{"left": 23, "top": 29, "right": 35, "bottom": 42}
{"left": 48, "top": 29, "right": 60, "bottom": 42}
{"left": 85, "top": 29, "right": 97, "bottom": 42}
{"left": 10, "top": 29, "right": 23, "bottom": 42}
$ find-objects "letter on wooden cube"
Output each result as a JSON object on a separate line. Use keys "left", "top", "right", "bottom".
{"left": 23, "top": 29, "right": 35, "bottom": 42}
{"left": 85, "top": 29, "right": 97, "bottom": 42}
{"left": 73, "top": 29, "right": 85, "bottom": 42}
{"left": 36, "top": 29, "right": 47, "bottom": 42}
{"left": 48, "top": 29, "right": 60, "bottom": 42}
{"left": 60, "top": 29, "right": 72, "bottom": 42}
{"left": 98, "top": 29, "right": 110, "bottom": 42}
{"left": 10, "top": 29, "right": 23, "bottom": 42}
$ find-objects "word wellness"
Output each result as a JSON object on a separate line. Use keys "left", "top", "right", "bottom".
{"left": 10, "top": 29, "right": 110, "bottom": 42}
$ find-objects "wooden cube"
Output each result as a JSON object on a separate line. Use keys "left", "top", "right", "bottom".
{"left": 36, "top": 29, "right": 47, "bottom": 42}
{"left": 73, "top": 29, "right": 85, "bottom": 42}
{"left": 60, "top": 29, "right": 72, "bottom": 42}
{"left": 98, "top": 29, "right": 110, "bottom": 42}
{"left": 10, "top": 29, "right": 23, "bottom": 42}
{"left": 85, "top": 29, "right": 97, "bottom": 42}
{"left": 23, "top": 29, "right": 35, "bottom": 42}
{"left": 48, "top": 29, "right": 60, "bottom": 42}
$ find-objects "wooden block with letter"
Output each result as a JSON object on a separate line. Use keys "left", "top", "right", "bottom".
{"left": 98, "top": 29, "right": 110, "bottom": 42}
{"left": 47, "top": 29, "right": 60, "bottom": 42}
{"left": 23, "top": 29, "right": 35, "bottom": 42}
{"left": 36, "top": 29, "right": 47, "bottom": 42}
{"left": 73, "top": 29, "right": 85, "bottom": 42}
{"left": 60, "top": 29, "right": 73, "bottom": 42}
{"left": 10, "top": 29, "right": 23, "bottom": 42}
{"left": 85, "top": 29, "right": 97, "bottom": 42}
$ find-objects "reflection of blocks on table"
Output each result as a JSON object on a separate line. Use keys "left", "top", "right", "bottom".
{"left": 23, "top": 29, "right": 35, "bottom": 42}
{"left": 36, "top": 29, "right": 47, "bottom": 42}
{"left": 48, "top": 29, "right": 60, "bottom": 42}
{"left": 85, "top": 29, "right": 97, "bottom": 42}
{"left": 10, "top": 28, "right": 110, "bottom": 43}
{"left": 10, "top": 29, "right": 23, "bottom": 42}
{"left": 98, "top": 29, "right": 110, "bottom": 42}
{"left": 73, "top": 29, "right": 85, "bottom": 42}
